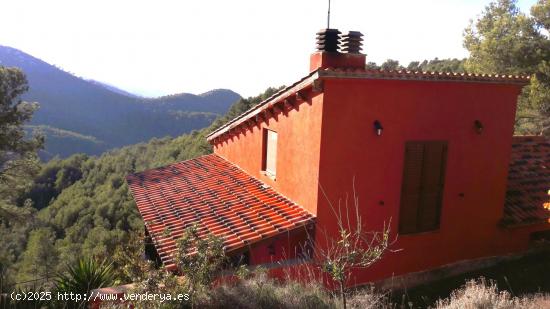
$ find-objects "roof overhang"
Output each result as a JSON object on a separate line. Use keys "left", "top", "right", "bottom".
{"left": 207, "top": 68, "right": 530, "bottom": 143}
{"left": 207, "top": 71, "right": 321, "bottom": 142}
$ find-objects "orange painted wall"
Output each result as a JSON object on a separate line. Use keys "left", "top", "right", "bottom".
{"left": 314, "top": 78, "right": 537, "bottom": 284}
{"left": 248, "top": 227, "right": 312, "bottom": 265}
{"left": 213, "top": 93, "right": 324, "bottom": 215}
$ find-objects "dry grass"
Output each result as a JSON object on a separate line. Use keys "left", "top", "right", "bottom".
{"left": 196, "top": 271, "right": 334, "bottom": 309}
{"left": 89, "top": 276, "right": 550, "bottom": 309}
{"left": 434, "top": 278, "right": 550, "bottom": 309}
{"left": 198, "top": 277, "right": 549, "bottom": 309}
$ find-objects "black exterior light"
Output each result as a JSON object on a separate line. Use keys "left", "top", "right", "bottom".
{"left": 474, "top": 120, "right": 483, "bottom": 134}
{"left": 374, "top": 120, "right": 383, "bottom": 136}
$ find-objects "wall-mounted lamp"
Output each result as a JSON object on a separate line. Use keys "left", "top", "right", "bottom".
{"left": 373, "top": 120, "right": 383, "bottom": 136}
{"left": 474, "top": 120, "right": 483, "bottom": 134}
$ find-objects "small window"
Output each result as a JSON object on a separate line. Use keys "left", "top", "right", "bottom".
{"left": 229, "top": 250, "right": 250, "bottom": 267}
{"left": 399, "top": 141, "right": 448, "bottom": 234}
{"left": 262, "top": 129, "right": 278, "bottom": 177}
{"left": 267, "top": 243, "right": 276, "bottom": 256}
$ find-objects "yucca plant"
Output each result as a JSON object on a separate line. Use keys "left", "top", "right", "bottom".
{"left": 54, "top": 257, "right": 116, "bottom": 308}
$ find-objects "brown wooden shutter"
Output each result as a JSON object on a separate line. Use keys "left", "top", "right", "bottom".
{"left": 399, "top": 141, "right": 448, "bottom": 234}
{"left": 399, "top": 143, "right": 425, "bottom": 234}
{"left": 418, "top": 142, "right": 447, "bottom": 231}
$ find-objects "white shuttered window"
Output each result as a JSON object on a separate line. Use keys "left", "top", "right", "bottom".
{"left": 264, "top": 129, "right": 277, "bottom": 176}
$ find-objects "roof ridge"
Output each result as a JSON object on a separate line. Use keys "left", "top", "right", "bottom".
{"left": 319, "top": 67, "right": 530, "bottom": 81}
{"left": 329, "top": 67, "right": 530, "bottom": 79}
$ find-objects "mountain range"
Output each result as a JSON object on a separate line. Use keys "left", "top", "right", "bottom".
{"left": 0, "top": 45, "right": 241, "bottom": 159}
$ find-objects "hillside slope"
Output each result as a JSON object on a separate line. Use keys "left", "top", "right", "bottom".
{"left": 0, "top": 88, "right": 282, "bottom": 284}
{"left": 0, "top": 45, "right": 241, "bottom": 159}
{"left": 86, "top": 79, "right": 142, "bottom": 98}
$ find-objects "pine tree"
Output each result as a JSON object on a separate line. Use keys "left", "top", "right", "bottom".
{"left": 463, "top": 0, "right": 550, "bottom": 134}
{"left": 0, "top": 66, "right": 43, "bottom": 221}
{"left": 16, "top": 228, "right": 58, "bottom": 285}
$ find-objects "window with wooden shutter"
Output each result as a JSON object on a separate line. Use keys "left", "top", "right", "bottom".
{"left": 399, "top": 141, "right": 448, "bottom": 234}
{"left": 262, "top": 129, "right": 277, "bottom": 177}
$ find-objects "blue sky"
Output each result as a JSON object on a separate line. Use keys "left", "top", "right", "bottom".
{"left": 0, "top": 0, "right": 539, "bottom": 97}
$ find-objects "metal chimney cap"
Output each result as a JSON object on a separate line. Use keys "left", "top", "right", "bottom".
{"left": 341, "top": 31, "right": 363, "bottom": 37}
{"left": 340, "top": 30, "right": 364, "bottom": 54}
{"left": 316, "top": 28, "right": 342, "bottom": 35}
{"left": 316, "top": 28, "right": 341, "bottom": 53}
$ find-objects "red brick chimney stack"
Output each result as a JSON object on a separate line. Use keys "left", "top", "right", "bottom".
{"left": 309, "top": 29, "right": 366, "bottom": 72}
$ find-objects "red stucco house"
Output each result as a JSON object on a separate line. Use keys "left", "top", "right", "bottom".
{"left": 126, "top": 29, "right": 550, "bottom": 286}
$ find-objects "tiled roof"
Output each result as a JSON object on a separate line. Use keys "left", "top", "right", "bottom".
{"left": 318, "top": 67, "right": 530, "bottom": 84}
{"left": 207, "top": 67, "right": 529, "bottom": 142}
{"left": 503, "top": 136, "right": 550, "bottom": 226}
{"left": 126, "top": 154, "right": 314, "bottom": 270}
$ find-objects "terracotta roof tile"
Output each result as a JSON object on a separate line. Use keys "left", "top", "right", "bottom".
{"left": 319, "top": 67, "right": 530, "bottom": 84}
{"left": 126, "top": 154, "right": 314, "bottom": 270}
{"left": 503, "top": 136, "right": 550, "bottom": 226}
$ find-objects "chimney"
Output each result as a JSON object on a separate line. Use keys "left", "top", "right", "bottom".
{"left": 340, "top": 31, "right": 363, "bottom": 54}
{"left": 309, "top": 29, "right": 366, "bottom": 72}
{"left": 316, "top": 28, "right": 341, "bottom": 52}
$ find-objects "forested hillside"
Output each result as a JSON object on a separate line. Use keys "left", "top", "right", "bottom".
{"left": 0, "top": 45, "right": 241, "bottom": 159}
{"left": 0, "top": 87, "right": 282, "bottom": 287}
